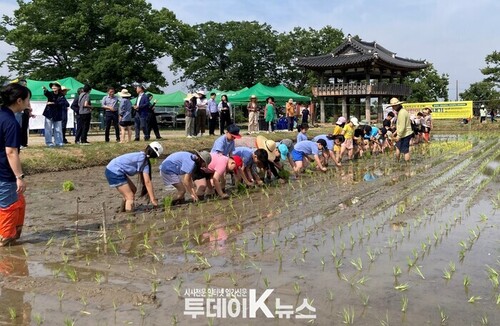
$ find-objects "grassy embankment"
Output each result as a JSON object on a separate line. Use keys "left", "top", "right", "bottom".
{"left": 21, "top": 120, "right": 499, "bottom": 175}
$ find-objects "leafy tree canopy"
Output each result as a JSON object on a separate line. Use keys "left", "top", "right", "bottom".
{"left": 0, "top": 0, "right": 189, "bottom": 91}
{"left": 404, "top": 64, "right": 449, "bottom": 102}
{"left": 480, "top": 50, "right": 500, "bottom": 86}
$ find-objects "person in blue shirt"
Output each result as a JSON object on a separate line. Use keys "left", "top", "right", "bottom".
{"left": 313, "top": 134, "right": 342, "bottom": 167}
{"left": 232, "top": 147, "right": 268, "bottom": 186}
{"left": 362, "top": 125, "right": 382, "bottom": 154}
{"left": 297, "top": 123, "right": 309, "bottom": 143}
{"left": 0, "top": 83, "right": 31, "bottom": 246}
{"left": 118, "top": 89, "right": 133, "bottom": 143}
{"left": 291, "top": 139, "right": 327, "bottom": 176}
{"left": 105, "top": 141, "right": 163, "bottom": 212}
{"left": 211, "top": 124, "right": 241, "bottom": 156}
{"left": 160, "top": 150, "right": 211, "bottom": 205}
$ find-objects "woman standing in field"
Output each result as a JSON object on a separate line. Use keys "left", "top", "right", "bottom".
{"left": 0, "top": 83, "right": 30, "bottom": 246}
{"left": 118, "top": 89, "right": 133, "bottom": 143}
{"left": 105, "top": 141, "right": 163, "bottom": 212}
{"left": 247, "top": 95, "right": 259, "bottom": 134}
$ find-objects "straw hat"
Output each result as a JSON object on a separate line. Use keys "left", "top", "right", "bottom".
{"left": 388, "top": 97, "right": 405, "bottom": 106}
{"left": 256, "top": 135, "right": 277, "bottom": 161}
{"left": 61, "top": 86, "right": 71, "bottom": 92}
{"left": 118, "top": 89, "right": 132, "bottom": 98}
{"left": 250, "top": 95, "right": 257, "bottom": 100}
{"left": 49, "top": 81, "right": 61, "bottom": 88}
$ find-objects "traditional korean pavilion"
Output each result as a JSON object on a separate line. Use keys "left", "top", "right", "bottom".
{"left": 295, "top": 34, "right": 428, "bottom": 122}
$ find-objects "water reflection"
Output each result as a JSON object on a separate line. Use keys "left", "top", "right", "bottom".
{"left": 0, "top": 255, "right": 31, "bottom": 324}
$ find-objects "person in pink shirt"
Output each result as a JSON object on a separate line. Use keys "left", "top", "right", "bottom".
{"left": 194, "top": 153, "right": 242, "bottom": 199}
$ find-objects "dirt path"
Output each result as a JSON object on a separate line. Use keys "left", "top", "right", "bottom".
{"left": 0, "top": 136, "right": 499, "bottom": 325}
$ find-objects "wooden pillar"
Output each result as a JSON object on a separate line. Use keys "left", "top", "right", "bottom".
{"left": 333, "top": 97, "right": 339, "bottom": 119}
{"left": 342, "top": 96, "right": 348, "bottom": 118}
{"left": 320, "top": 97, "right": 325, "bottom": 123}
{"left": 365, "top": 96, "right": 371, "bottom": 123}
{"left": 355, "top": 97, "right": 361, "bottom": 120}
{"left": 378, "top": 96, "right": 383, "bottom": 122}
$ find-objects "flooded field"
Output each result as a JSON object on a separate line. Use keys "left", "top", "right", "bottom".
{"left": 1, "top": 135, "right": 499, "bottom": 325}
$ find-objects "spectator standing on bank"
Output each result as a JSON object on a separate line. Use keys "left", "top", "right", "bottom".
{"left": 247, "top": 95, "right": 259, "bottom": 134}
{"left": 301, "top": 105, "right": 310, "bottom": 124}
{"left": 133, "top": 85, "right": 151, "bottom": 141}
{"left": 60, "top": 86, "right": 71, "bottom": 144}
{"left": 101, "top": 87, "right": 121, "bottom": 143}
{"left": 185, "top": 95, "right": 197, "bottom": 138}
{"left": 42, "top": 82, "right": 65, "bottom": 147}
{"left": 490, "top": 108, "right": 497, "bottom": 122}
{"left": 389, "top": 97, "right": 413, "bottom": 162}
{"left": 207, "top": 92, "right": 219, "bottom": 136}
{"left": 118, "top": 89, "right": 133, "bottom": 143}
{"left": 75, "top": 84, "right": 93, "bottom": 145}
{"left": 196, "top": 91, "right": 208, "bottom": 136}
{"left": 286, "top": 98, "right": 295, "bottom": 131}
{"left": 479, "top": 105, "right": 487, "bottom": 123}
{"left": 147, "top": 94, "right": 162, "bottom": 140}
{"left": 264, "top": 97, "right": 276, "bottom": 133}
{"left": 0, "top": 83, "right": 30, "bottom": 246}
{"left": 218, "top": 94, "right": 232, "bottom": 135}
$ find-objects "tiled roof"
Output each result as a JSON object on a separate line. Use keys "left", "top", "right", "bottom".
{"left": 296, "top": 36, "right": 428, "bottom": 71}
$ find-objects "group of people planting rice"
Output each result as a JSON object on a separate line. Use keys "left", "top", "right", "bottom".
{"left": 104, "top": 97, "right": 433, "bottom": 212}
{"left": 0, "top": 78, "right": 434, "bottom": 245}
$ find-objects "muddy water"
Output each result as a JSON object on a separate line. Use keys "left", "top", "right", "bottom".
{"left": 0, "top": 138, "right": 499, "bottom": 325}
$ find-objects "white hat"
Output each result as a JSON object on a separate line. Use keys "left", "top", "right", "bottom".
{"left": 149, "top": 141, "right": 164, "bottom": 157}
{"left": 350, "top": 117, "right": 359, "bottom": 127}
{"left": 118, "top": 89, "right": 132, "bottom": 97}
{"left": 481, "top": 104, "right": 485, "bottom": 108}
{"left": 196, "top": 90, "right": 205, "bottom": 96}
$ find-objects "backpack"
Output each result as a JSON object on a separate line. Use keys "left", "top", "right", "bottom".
{"left": 70, "top": 98, "right": 79, "bottom": 114}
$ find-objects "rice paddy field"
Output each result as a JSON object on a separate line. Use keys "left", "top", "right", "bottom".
{"left": 0, "top": 128, "right": 499, "bottom": 325}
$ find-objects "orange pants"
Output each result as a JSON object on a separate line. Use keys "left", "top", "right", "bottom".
{"left": 0, "top": 193, "right": 25, "bottom": 240}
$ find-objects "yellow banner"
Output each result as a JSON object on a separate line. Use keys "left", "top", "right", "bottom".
{"left": 402, "top": 101, "right": 473, "bottom": 119}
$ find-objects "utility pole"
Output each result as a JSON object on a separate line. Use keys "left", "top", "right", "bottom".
{"left": 456, "top": 80, "right": 459, "bottom": 101}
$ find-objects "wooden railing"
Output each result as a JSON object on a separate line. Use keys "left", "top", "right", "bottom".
{"left": 312, "top": 83, "right": 412, "bottom": 97}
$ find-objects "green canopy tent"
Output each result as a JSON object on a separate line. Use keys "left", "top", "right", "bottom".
{"left": 230, "top": 83, "right": 310, "bottom": 105}
{"left": 26, "top": 77, "right": 107, "bottom": 104}
{"left": 207, "top": 87, "right": 248, "bottom": 102}
{"left": 149, "top": 90, "right": 187, "bottom": 107}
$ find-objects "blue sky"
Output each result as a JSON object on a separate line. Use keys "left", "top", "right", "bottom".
{"left": 1, "top": 0, "right": 498, "bottom": 99}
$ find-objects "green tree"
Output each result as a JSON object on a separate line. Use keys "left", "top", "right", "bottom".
{"left": 0, "top": 0, "right": 188, "bottom": 91}
{"left": 404, "top": 64, "right": 449, "bottom": 102}
{"left": 459, "top": 81, "right": 499, "bottom": 102}
{"left": 277, "top": 26, "right": 344, "bottom": 95}
{"left": 481, "top": 50, "right": 500, "bottom": 85}
{"left": 169, "top": 21, "right": 279, "bottom": 91}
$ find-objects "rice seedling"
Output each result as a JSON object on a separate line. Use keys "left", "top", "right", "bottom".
{"left": 463, "top": 275, "right": 470, "bottom": 288}
{"left": 321, "top": 257, "right": 326, "bottom": 271}
{"left": 481, "top": 315, "right": 488, "bottom": 325}
{"left": 360, "top": 293, "right": 369, "bottom": 306}
{"left": 263, "top": 277, "right": 270, "bottom": 288}
{"left": 350, "top": 257, "right": 363, "bottom": 271}
{"left": 485, "top": 265, "right": 499, "bottom": 288}
{"left": 340, "top": 306, "right": 355, "bottom": 325}
{"left": 442, "top": 268, "right": 452, "bottom": 281}
{"left": 33, "top": 313, "right": 44, "bottom": 325}
{"left": 379, "top": 310, "right": 390, "bottom": 326}
{"left": 173, "top": 279, "right": 183, "bottom": 297}
{"left": 335, "top": 258, "right": 343, "bottom": 269}
{"left": 293, "top": 282, "right": 301, "bottom": 295}
{"left": 413, "top": 266, "right": 425, "bottom": 279}
{"left": 8, "top": 307, "right": 16, "bottom": 320}
{"left": 357, "top": 275, "right": 370, "bottom": 286}
{"left": 495, "top": 293, "right": 500, "bottom": 305}
{"left": 394, "top": 283, "right": 410, "bottom": 292}
{"left": 438, "top": 306, "right": 448, "bottom": 325}
{"left": 65, "top": 267, "right": 78, "bottom": 282}
{"left": 468, "top": 295, "right": 481, "bottom": 303}
{"left": 393, "top": 266, "right": 402, "bottom": 277}
{"left": 328, "top": 289, "right": 335, "bottom": 301}
{"left": 401, "top": 294, "right": 408, "bottom": 313}
{"left": 63, "top": 318, "right": 75, "bottom": 326}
